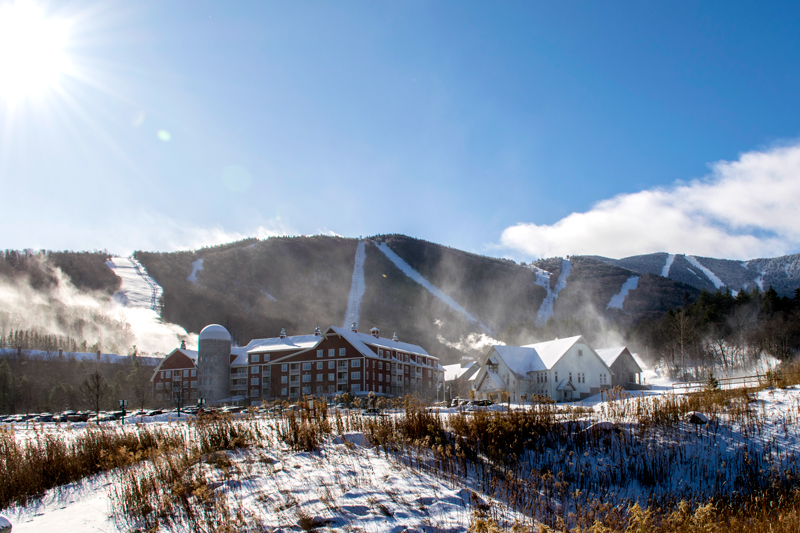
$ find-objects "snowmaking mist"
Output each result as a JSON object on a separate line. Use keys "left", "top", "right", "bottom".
{"left": 0, "top": 258, "right": 194, "bottom": 356}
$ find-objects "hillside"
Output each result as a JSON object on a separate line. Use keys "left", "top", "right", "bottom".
{"left": 2, "top": 238, "right": 798, "bottom": 366}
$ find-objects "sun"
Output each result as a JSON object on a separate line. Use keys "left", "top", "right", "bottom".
{"left": 0, "top": 0, "right": 71, "bottom": 102}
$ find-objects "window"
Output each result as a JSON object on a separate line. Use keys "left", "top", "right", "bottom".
{"left": 569, "top": 372, "right": 572, "bottom": 382}
{"left": 328, "top": 361, "right": 335, "bottom": 369}
{"left": 251, "top": 366, "right": 259, "bottom": 374}
{"left": 290, "top": 363, "right": 299, "bottom": 371}
{"left": 339, "top": 348, "right": 346, "bottom": 356}
{"left": 316, "top": 374, "right": 323, "bottom": 381}
{"left": 251, "top": 378, "right": 259, "bottom": 386}
{"left": 183, "top": 369, "right": 189, "bottom": 377}
{"left": 281, "top": 364, "right": 288, "bottom": 372}
{"left": 156, "top": 383, "right": 164, "bottom": 390}
{"left": 173, "top": 370, "right": 181, "bottom": 377}
{"left": 191, "top": 369, "right": 197, "bottom": 377}
{"left": 328, "top": 373, "right": 334, "bottom": 381}
{"left": 338, "top": 360, "right": 348, "bottom": 369}
{"left": 378, "top": 349, "right": 383, "bottom": 357}
{"left": 555, "top": 372, "right": 558, "bottom": 382}
{"left": 351, "top": 371, "right": 361, "bottom": 380}
{"left": 252, "top": 354, "right": 260, "bottom": 363}
{"left": 578, "top": 349, "right": 583, "bottom": 356}
{"left": 328, "top": 349, "right": 335, "bottom": 357}
{"left": 281, "top": 387, "right": 287, "bottom": 396}
{"left": 378, "top": 373, "right": 383, "bottom": 382}
{"left": 302, "top": 362, "right": 312, "bottom": 371}
{"left": 352, "top": 384, "right": 361, "bottom": 393}
{"left": 351, "top": 359, "right": 361, "bottom": 368}
{"left": 302, "top": 386, "right": 311, "bottom": 395}
{"left": 302, "top": 374, "right": 311, "bottom": 383}
{"left": 378, "top": 361, "right": 383, "bottom": 370}
{"left": 262, "top": 376, "right": 270, "bottom": 384}
{"left": 317, "top": 349, "right": 323, "bottom": 358}
{"left": 262, "top": 365, "right": 270, "bottom": 373}
{"left": 264, "top": 354, "right": 270, "bottom": 362}
{"left": 316, "top": 361, "right": 323, "bottom": 370}
{"left": 281, "top": 376, "right": 288, "bottom": 384}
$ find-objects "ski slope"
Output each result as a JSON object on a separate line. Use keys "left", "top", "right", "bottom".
{"left": 533, "top": 258, "right": 571, "bottom": 326}
{"left": 606, "top": 276, "right": 639, "bottom": 310}
{"left": 343, "top": 241, "right": 367, "bottom": 328}
{"left": 375, "top": 242, "right": 490, "bottom": 332}
{"left": 105, "top": 257, "right": 163, "bottom": 313}
{"left": 686, "top": 255, "right": 725, "bottom": 290}
{"left": 661, "top": 254, "right": 675, "bottom": 277}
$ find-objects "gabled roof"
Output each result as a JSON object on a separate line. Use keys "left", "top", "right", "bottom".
{"left": 150, "top": 347, "right": 198, "bottom": 380}
{"left": 326, "top": 326, "right": 433, "bottom": 360}
{"left": 492, "top": 335, "right": 582, "bottom": 375}
{"left": 476, "top": 369, "right": 505, "bottom": 391}
{"left": 596, "top": 347, "right": 642, "bottom": 372}
{"left": 443, "top": 361, "right": 477, "bottom": 381}
{"left": 556, "top": 378, "right": 575, "bottom": 391}
{"left": 488, "top": 335, "right": 613, "bottom": 377}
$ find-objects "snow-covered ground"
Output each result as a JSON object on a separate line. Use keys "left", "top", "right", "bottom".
{"left": 105, "top": 257, "right": 163, "bottom": 313}
{"left": 686, "top": 255, "right": 725, "bottom": 290}
{"left": 186, "top": 258, "right": 204, "bottom": 284}
{"left": 3, "top": 419, "right": 526, "bottom": 533}
{"left": 375, "top": 242, "right": 491, "bottom": 333}
{"left": 532, "top": 258, "right": 571, "bottom": 326}
{"left": 606, "top": 276, "right": 639, "bottom": 310}
{"left": 343, "top": 241, "right": 366, "bottom": 328}
{"left": 661, "top": 253, "right": 675, "bottom": 277}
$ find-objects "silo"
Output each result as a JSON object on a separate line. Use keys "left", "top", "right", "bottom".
{"left": 197, "top": 324, "right": 231, "bottom": 403}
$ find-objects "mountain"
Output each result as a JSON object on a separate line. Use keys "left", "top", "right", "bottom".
{"left": 3, "top": 237, "right": 798, "bottom": 364}
{"left": 590, "top": 252, "right": 800, "bottom": 297}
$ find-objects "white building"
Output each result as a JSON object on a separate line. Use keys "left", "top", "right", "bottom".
{"left": 472, "top": 335, "right": 614, "bottom": 402}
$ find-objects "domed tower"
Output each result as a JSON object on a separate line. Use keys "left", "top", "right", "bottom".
{"left": 197, "top": 324, "right": 231, "bottom": 403}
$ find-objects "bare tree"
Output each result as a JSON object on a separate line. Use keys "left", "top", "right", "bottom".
{"left": 81, "top": 370, "right": 109, "bottom": 423}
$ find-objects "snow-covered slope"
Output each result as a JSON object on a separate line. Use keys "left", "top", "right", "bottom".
{"left": 606, "top": 276, "right": 639, "bottom": 310}
{"left": 532, "top": 258, "right": 571, "bottom": 326}
{"left": 105, "top": 257, "right": 163, "bottom": 313}
{"left": 375, "top": 242, "right": 491, "bottom": 332}
{"left": 343, "top": 240, "right": 367, "bottom": 328}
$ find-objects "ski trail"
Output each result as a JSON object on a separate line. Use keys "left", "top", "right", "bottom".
{"left": 662, "top": 254, "right": 675, "bottom": 277}
{"left": 187, "top": 258, "right": 204, "bottom": 284}
{"left": 106, "top": 257, "right": 163, "bottom": 313}
{"left": 375, "top": 242, "right": 491, "bottom": 332}
{"left": 343, "top": 241, "right": 367, "bottom": 328}
{"left": 532, "top": 258, "right": 571, "bottom": 326}
{"left": 686, "top": 255, "right": 725, "bottom": 289}
{"left": 606, "top": 276, "right": 639, "bottom": 310}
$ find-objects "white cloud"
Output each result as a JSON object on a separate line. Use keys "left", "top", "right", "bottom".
{"left": 501, "top": 144, "right": 800, "bottom": 260}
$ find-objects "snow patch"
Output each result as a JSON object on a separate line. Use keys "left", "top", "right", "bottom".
{"left": 186, "top": 258, "right": 204, "bottom": 284}
{"left": 685, "top": 256, "right": 725, "bottom": 289}
{"left": 105, "top": 257, "right": 163, "bottom": 313}
{"left": 531, "top": 258, "right": 571, "bottom": 326}
{"left": 343, "top": 241, "right": 367, "bottom": 328}
{"left": 662, "top": 254, "right": 675, "bottom": 277}
{"left": 376, "top": 242, "right": 490, "bottom": 332}
{"left": 755, "top": 269, "right": 765, "bottom": 291}
{"left": 606, "top": 276, "right": 639, "bottom": 310}
{"left": 261, "top": 290, "right": 277, "bottom": 301}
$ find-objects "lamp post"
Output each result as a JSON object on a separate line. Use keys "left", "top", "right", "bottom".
{"left": 119, "top": 399, "right": 127, "bottom": 424}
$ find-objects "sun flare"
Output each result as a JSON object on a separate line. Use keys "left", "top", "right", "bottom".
{"left": 0, "top": 0, "right": 71, "bottom": 101}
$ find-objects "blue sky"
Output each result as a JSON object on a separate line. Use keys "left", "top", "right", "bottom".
{"left": 2, "top": 0, "right": 800, "bottom": 260}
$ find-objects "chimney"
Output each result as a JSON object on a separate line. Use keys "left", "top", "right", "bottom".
{"left": 280, "top": 328, "right": 287, "bottom": 339}
{"left": 96, "top": 350, "right": 101, "bottom": 361}
{"left": 314, "top": 326, "right": 321, "bottom": 336}
{"left": 180, "top": 340, "right": 187, "bottom": 350}
{"left": 392, "top": 332, "right": 398, "bottom": 342}
{"left": 370, "top": 327, "right": 380, "bottom": 338}
{"left": 350, "top": 322, "right": 357, "bottom": 333}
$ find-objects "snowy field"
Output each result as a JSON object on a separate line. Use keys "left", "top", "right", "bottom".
{"left": 4, "top": 384, "right": 800, "bottom": 532}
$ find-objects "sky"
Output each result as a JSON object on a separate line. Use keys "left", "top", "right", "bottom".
{"left": 1, "top": 0, "right": 800, "bottom": 261}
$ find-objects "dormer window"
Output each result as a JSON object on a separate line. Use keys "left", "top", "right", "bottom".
{"left": 578, "top": 349, "right": 583, "bottom": 356}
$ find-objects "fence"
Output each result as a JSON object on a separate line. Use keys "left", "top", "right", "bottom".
{"left": 672, "top": 372, "right": 800, "bottom": 393}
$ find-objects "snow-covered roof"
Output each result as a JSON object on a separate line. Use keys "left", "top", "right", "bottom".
{"left": 489, "top": 336, "right": 593, "bottom": 376}
{"left": 596, "top": 347, "right": 626, "bottom": 367}
{"left": 245, "top": 335, "right": 323, "bottom": 355}
{"left": 353, "top": 331, "right": 429, "bottom": 356}
{"left": 556, "top": 379, "right": 575, "bottom": 391}
{"left": 199, "top": 324, "right": 231, "bottom": 342}
{"left": 443, "top": 361, "right": 476, "bottom": 381}
{"left": 479, "top": 369, "right": 505, "bottom": 390}
{"left": 175, "top": 348, "right": 198, "bottom": 361}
